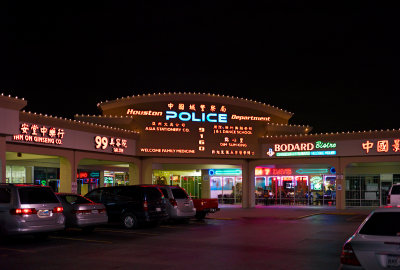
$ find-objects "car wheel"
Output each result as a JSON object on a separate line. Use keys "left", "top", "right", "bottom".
{"left": 122, "top": 213, "right": 138, "bottom": 229}
{"left": 195, "top": 212, "right": 207, "bottom": 220}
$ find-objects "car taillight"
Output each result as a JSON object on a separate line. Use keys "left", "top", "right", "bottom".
{"left": 387, "top": 195, "right": 391, "bottom": 205}
{"left": 143, "top": 201, "right": 148, "bottom": 211}
{"left": 99, "top": 208, "right": 106, "bottom": 214}
{"left": 10, "top": 208, "right": 37, "bottom": 215}
{"left": 169, "top": 198, "right": 178, "bottom": 207}
{"left": 340, "top": 242, "right": 361, "bottom": 266}
{"left": 53, "top": 207, "right": 63, "bottom": 213}
{"left": 72, "top": 209, "right": 91, "bottom": 215}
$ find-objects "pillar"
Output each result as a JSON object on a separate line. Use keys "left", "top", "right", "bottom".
{"left": 129, "top": 163, "right": 140, "bottom": 185}
{"left": 25, "top": 166, "right": 34, "bottom": 183}
{"left": 140, "top": 158, "right": 153, "bottom": 185}
{"left": 99, "top": 170, "right": 105, "bottom": 188}
{"left": 242, "top": 160, "right": 255, "bottom": 208}
{"left": 59, "top": 157, "right": 76, "bottom": 193}
{"left": 201, "top": 170, "right": 211, "bottom": 199}
{"left": 336, "top": 158, "right": 346, "bottom": 210}
{"left": 0, "top": 136, "right": 5, "bottom": 183}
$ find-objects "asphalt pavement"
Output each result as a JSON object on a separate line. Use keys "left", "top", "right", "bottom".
{"left": 208, "top": 204, "right": 375, "bottom": 220}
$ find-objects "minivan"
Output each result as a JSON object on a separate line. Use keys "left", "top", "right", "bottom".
{"left": 0, "top": 184, "right": 65, "bottom": 237}
{"left": 387, "top": 183, "right": 400, "bottom": 206}
{"left": 157, "top": 185, "right": 196, "bottom": 221}
{"left": 85, "top": 185, "right": 168, "bottom": 229}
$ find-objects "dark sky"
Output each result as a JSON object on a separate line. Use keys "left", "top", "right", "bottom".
{"left": 1, "top": 2, "right": 398, "bottom": 134}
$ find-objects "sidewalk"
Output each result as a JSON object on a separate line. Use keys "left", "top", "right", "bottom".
{"left": 207, "top": 204, "right": 375, "bottom": 220}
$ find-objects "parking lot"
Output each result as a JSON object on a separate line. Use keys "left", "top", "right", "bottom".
{"left": 0, "top": 206, "right": 371, "bottom": 270}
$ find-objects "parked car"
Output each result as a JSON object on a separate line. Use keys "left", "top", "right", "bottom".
{"left": 387, "top": 183, "right": 400, "bottom": 206}
{"left": 192, "top": 198, "right": 220, "bottom": 219}
{"left": 157, "top": 185, "right": 196, "bottom": 221}
{"left": 56, "top": 193, "right": 108, "bottom": 232}
{"left": 0, "top": 184, "right": 65, "bottom": 237}
{"left": 85, "top": 185, "right": 168, "bottom": 229}
{"left": 339, "top": 206, "right": 400, "bottom": 269}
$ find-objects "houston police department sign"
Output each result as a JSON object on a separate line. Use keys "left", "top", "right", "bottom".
{"left": 98, "top": 93, "right": 291, "bottom": 158}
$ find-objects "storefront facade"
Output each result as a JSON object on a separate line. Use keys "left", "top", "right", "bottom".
{"left": 1, "top": 93, "right": 400, "bottom": 209}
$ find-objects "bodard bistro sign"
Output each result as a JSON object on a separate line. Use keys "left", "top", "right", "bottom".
{"left": 265, "top": 141, "right": 337, "bottom": 157}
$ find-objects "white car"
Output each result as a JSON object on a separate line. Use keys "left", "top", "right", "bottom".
{"left": 339, "top": 206, "right": 400, "bottom": 269}
{"left": 387, "top": 183, "right": 400, "bottom": 206}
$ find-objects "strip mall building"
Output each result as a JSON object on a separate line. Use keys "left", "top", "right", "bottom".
{"left": 1, "top": 93, "right": 400, "bottom": 209}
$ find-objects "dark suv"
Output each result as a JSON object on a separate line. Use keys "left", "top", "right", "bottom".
{"left": 85, "top": 185, "right": 168, "bottom": 229}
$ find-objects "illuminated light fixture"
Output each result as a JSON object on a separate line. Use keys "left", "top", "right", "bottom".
{"left": 276, "top": 151, "right": 336, "bottom": 157}
{"left": 209, "top": 169, "right": 242, "bottom": 176}
{"left": 296, "top": 168, "right": 329, "bottom": 174}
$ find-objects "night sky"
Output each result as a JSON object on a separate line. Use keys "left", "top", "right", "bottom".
{"left": 1, "top": 2, "right": 398, "bottom": 134}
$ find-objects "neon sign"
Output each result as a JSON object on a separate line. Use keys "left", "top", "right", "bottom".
{"left": 255, "top": 168, "right": 292, "bottom": 176}
{"left": 275, "top": 143, "right": 314, "bottom": 152}
{"left": 95, "top": 136, "right": 128, "bottom": 153}
{"left": 209, "top": 169, "right": 242, "bottom": 176}
{"left": 276, "top": 151, "right": 336, "bottom": 157}
{"left": 12, "top": 123, "right": 65, "bottom": 145}
{"left": 268, "top": 141, "right": 338, "bottom": 157}
{"left": 166, "top": 111, "right": 228, "bottom": 123}
{"left": 134, "top": 101, "right": 262, "bottom": 158}
{"left": 361, "top": 139, "right": 400, "bottom": 154}
{"left": 315, "top": 141, "right": 336, "bottom": 149}
{"left": 296, "top": 168, "right": 329, "bottom": 174}
{"left": 126, "top": 109, "right": 163, "bottom": 116}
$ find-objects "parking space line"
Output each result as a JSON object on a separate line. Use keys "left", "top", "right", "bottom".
{"left": 49, "top": 236, "right": 113, "bottom": 244}
{"left": 95, "top": 228, "right": 159, "bottom": 236}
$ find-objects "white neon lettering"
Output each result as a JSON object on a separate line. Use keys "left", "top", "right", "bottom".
{"left": 166, "top": 111, "right": 178, "bottom": 120}
{"left": 206, "top": 113, "right": 217, "bottom": 123}
{"left": 179, "top": 112, "right": 191, "bottom": 121}
{"left": 192, "top": 112, "right": 201, "bottom": 122}
{"left": 218, "top": 114, "right": 228, "bottom": 123}
{"left": 165, "top": 111, "right": 228, "bottom": 123}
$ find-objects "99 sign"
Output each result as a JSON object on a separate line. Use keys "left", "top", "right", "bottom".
{"left": 94, "top": 136, "right": 128, "bottom": 152}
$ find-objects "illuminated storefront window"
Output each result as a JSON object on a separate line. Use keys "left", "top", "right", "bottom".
{"left": 103, "top": 171, "right": 129, "bottom": 187}
{"left": 152, "top": 170, "right": 202, "bottom": 198}
{"left": 209, "top": 169, "right": 242, "bottom": 204}
{"left": 6, "top": 166, "right": 26, "bottom": 184}
{"left": 254, "top": 167, "right": 336, "bottom": 206}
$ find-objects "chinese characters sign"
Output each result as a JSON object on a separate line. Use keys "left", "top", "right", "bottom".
{"left": 94, "top": 136, "right": 128, "bottom": 153}
{"left": 361, "top": 139, "right": 400, "bottom": 155}
{"left": 12, "top": 123, "right": 65, "bottom": 145}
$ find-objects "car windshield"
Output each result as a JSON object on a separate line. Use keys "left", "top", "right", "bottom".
{"left": 172, "top": 188, "right": 188, "bottom": 199}
{"left": 359, "top": 212, "right": 400, "bottom": 236}
{"left": 391, "top": 186, "right": 400, "bottom": 195}
{"left": 61, "top": 195, "right": 92, "bottom": 204}
{"left": 18, "top": 187, "right": 59, "bottom": 204}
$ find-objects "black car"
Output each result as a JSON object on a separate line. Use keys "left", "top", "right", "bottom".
{"left": 85, "top": 185, "right": 168, "bottom": 229}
